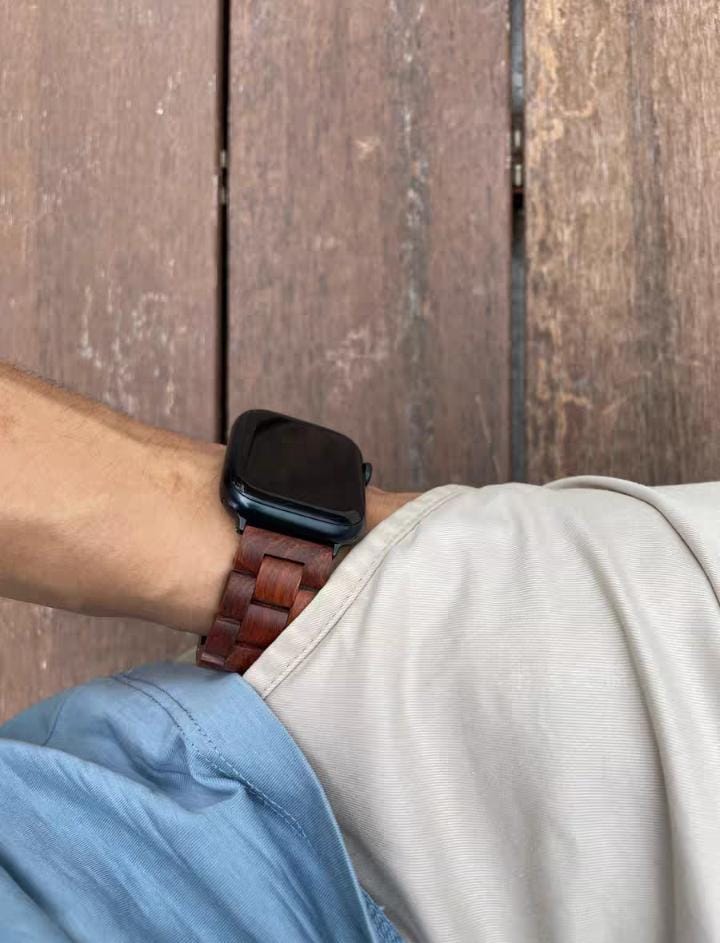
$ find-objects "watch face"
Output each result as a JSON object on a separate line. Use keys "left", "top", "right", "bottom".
{"left": 222, "top": 410, "right": 368, "bottom": 546}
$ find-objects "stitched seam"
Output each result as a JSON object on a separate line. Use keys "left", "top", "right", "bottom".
{"left": 259, "top": 486, "right": 466, "bottom": 699}
{"left": 362, "top": 889, "right": 404, "bottom": 943}
{"left": 41, "top": 686, "right": 78, "bottom": 748}
{"left": 114, "top": 674, "right": 311, "bottom": 844}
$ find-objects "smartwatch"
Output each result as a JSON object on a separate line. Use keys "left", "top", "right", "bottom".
{"left": 196, "top": 409, "right": 372, "bottom": 674}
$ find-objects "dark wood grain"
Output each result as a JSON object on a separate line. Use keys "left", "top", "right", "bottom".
{"left": 525, "top": 0, "right": 720, "bottom": 484}
{"left": 196, "top": 526, "right": 336, "bottom": 673}
{"left": 0, "top": 1, "right": 219, "bottom": 721}
{"left": 227, "top": 0, "right": 511, "bottom": 491}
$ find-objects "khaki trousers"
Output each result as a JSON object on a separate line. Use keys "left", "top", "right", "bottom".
{"left": 238, "top": 477, "right": 720, "bottom": 942}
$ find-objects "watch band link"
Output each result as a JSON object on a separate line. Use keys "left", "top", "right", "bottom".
{"left": 196, "top": 526, "right": 337, "bottom": 674}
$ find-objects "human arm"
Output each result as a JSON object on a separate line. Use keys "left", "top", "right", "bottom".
{"left": 0, "top": 363, "right": 417, "bottom": 635}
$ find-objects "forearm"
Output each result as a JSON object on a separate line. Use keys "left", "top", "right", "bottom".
{"left": 0, "top": 364, "right": 415, "bottom": 634}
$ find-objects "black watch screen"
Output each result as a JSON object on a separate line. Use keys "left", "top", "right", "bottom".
{"left": 221, "top": 410, "right": 371, "bottom": 547}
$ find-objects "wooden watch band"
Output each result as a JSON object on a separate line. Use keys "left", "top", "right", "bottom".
{"left": 196, "top": 526, "right": 338, "bottom": 674}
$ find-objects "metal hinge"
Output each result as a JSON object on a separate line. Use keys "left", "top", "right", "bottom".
{"left": 511, "top": 117, "right": 524, "bottom": 195}
{"left": 218, "top": 148, "right": 228, "bottom": 206}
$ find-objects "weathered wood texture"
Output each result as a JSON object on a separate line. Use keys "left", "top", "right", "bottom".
{"left": 525, "top": 0, "right": 720, "bottom": 484}
{"left": 227, "top": 0, "right": 511, "bottom": 491}
{"left": 0, "top": 1, "right": 219, "bottom": 721}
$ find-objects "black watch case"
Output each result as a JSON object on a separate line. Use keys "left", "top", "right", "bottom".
{"left": 221, "top": 409, "right": 372, "bottom": 551}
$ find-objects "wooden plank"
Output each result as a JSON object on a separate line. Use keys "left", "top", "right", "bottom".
{"left": 525, "top": 0, "right": 720, "bottom": 485}
{"left": 227, "top": 0, "right": 511, "bottom": 491}
{"left": 0, "top": 0, "right": 219, "bottom": 721}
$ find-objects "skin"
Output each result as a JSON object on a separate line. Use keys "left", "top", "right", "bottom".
{"left": 0, "top": 362, "right": 419, "bottom": 635}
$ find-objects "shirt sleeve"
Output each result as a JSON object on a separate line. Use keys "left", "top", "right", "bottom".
{"left": 0, "top": 663, "right": 401, "bottom": 943}
{"left": 246, "top": 478, "right": 720, "bottom": 943}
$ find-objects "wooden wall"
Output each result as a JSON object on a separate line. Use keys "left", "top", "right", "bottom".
{"left": 2, "top": 0, "right": 719, "bottom": 718}
{"left": 525, "top": 0, "right": 720, "bottom": 485}
{"left": 227, "top": 0, "right": 511, "bottom": 490}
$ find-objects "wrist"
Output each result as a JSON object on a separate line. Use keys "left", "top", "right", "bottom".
{"left": 130, "top": 451, "right": 419, "bottom": 637}
{"left": 0, "top": 363, "right": 419, "bottom": 637}
{"left": 124, "top": 441, "right": 237, "bottom": 635}
{"left": 366, "top": 485, "right": 420, "bottom": 531}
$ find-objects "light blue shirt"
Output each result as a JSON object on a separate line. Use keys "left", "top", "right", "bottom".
{"left": 0, "top": 662, "right": 401, "bottom": 942}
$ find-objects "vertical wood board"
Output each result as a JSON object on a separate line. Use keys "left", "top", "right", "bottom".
{"left": 227, "top": 0, "right": 512, "bottom": 491}
{"left": 525, "top": 0, "right": 720, "bottom": 484}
